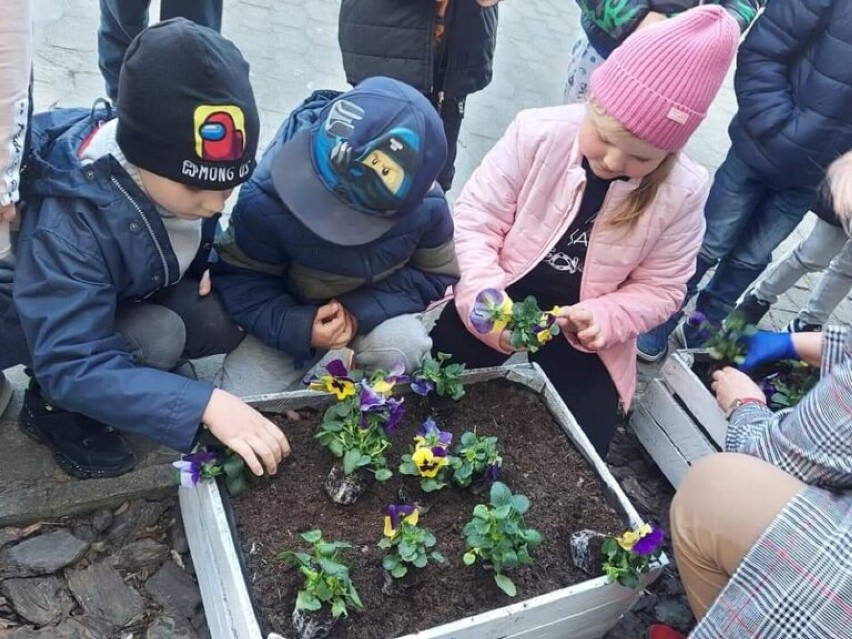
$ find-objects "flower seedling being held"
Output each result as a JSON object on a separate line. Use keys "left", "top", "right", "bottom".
{"left": 689, "top": 311, "right": 757, "bottom": 365}
{"left": 462, "top": 481, "right": 543, "bottom": 597}
{"left": 410, "top": 352, "right": 466, "bottom": 400}
{"left": 471, "top": 289, "right": 559, "bottom": 353}
{"left": 601, "top": 523, "right": 665, "bottom": 589}
{"left": 451, "top": 431, "right": 502, "bottom": 489}
{"left": 378, "top": 504, "right": 445, "bottom": 579}
{"left": 279, "top": 529, "right": 363, "bottom": 620}
{"left": 399, "top": 418, "right": 454, "bottom": 492}
{"left": 173, "top": 449, "right": 252, "bottom": 496}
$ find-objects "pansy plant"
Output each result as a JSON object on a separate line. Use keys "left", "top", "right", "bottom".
{"left": 399, "top": 418, "right": 454, "bottom": 492}
{"left": 601, "top": 523, "right": 665, "bottom": 589}
{"left": 173, "top": 449, "right": 252, "bottom": 496}
{"left": 410, "top": 352, "right": 466, "bottom": 400}
{"left": 470, "top": 289, "right": 560, "bottom": 353}
{"left": 312, "top": 359, "right": 403, "bottom": 482}
{"left": 689, "top": 311, "right": 757, "bottom": 365}
{"left": 451, "top": 431, "right": 502, "bottom": 489}
{"left": 378, "top": 504, "right": 446, "bottom": 579}
{"left": 462, "top": 481, "right": 543, "bottom": 597}
{"left": 279, "top": 529, "right": 363, "bottom": 619}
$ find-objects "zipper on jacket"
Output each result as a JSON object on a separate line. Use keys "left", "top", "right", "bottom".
{"left": 110, "top": 176, "right": 171, "bottom": 289}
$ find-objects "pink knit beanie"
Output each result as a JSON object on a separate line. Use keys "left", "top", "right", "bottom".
{"left": 589, "top": 5, "right": 739, "bottom": 152}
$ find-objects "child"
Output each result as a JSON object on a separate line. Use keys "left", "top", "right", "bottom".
{"left": 638, "top": 0, "right": 852, "bottom": 361}
{"left": 338, "top": 0, "right": 498, "bottom": 190}
{"left": 430, "top": 6, "right": 739, "bottom": 455}
{"left": 733, "top": 151, "right": 852, "bottom": 333}
{"left": 0, "top": 19, "right": 289, "bottom": 479}
{"left": 212, "top": 76, "right": 459, "bottom": 396}
{"left": 564, "top": 0, "right": 761, "bottom": 103}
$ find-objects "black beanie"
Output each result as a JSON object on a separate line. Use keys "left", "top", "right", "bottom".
{"left": 116, "top": 18, "right": 259, "bottom": 191}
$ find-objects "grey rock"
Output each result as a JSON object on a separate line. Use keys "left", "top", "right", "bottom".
{"left": 658, "top": 572, "right": 686, "bottom": 597}
{"left": 66, "top": 559, "right": 146, "bottom": 627}
{"left": 2, "top": 530, "right": 89, "bottom": 577}
{"left": 2, "top": 575, "right": 75, "bottom": 626}
{"left": 569, "top": 529, "right": 607, "bottom": 576}
{"left": 0, "top": 595, "right": 13, "bottom": 614}
{"left": 2, "top": 617, "right": 108, "bottom": 638}
{"left": 654, "top": 597, "right": 695, "bottom": 632}
{"left": 0, "top": 527, "right": 23, "bottom": 549}
{"left": 191, "top": 610, "right": 209, "bottom": 635}
{"left": 71, "top": 524, "right": 97, "bottom": 543}
{"left": 603, "top": 611, "right": 646, "bottom": 639}
{"left": 146, "top": 614, "right": 198, "bottom": 639}
{"left": 619, "top": 475, "right": 659, "bottom": 514}
{"left": 145, "top": 561, "right": 202, "bottom": 619}
{"left": 114, "top": 538, "right": 169, "bottom": 573}
{"left": 90, "top": 508, "right": 113, "bottom": 533}
{"left": 168, "top": 516, "right": 190, "bottom": 555}
{"left": 107, "top": 499, "right": 170, "bottom": 545}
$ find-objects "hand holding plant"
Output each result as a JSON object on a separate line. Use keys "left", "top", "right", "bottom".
{"left": 601, "top": 523, "right": 665, "bottom": 589}
{"left": 470, "top": 289, "right": 559, "bottom": 353}
{"left": 462, "top": 481, "right": 542, "bottom": 596}
{"left": 399, "top": 418, "right": 454, "bottom": 491}
{"left": 451, "top": 431, "right": 502, "bottom": 489}
{"left": 279, "top": 529, "right": 363, "bottom": 619}
{"left": 378, "top": 504, "right": 446, "bottom": 579}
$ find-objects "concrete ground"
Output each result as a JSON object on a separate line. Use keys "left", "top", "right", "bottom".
{"left": 1, "top": 0, "right": 848, "bottom": 522}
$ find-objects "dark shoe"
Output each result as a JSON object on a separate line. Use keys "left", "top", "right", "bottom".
{"left": 732, "top": 292, "right": 771, "bottom": 326}
{"left": 18, "top": 385, "right": 137, "bottom": 479}
{"left": 785, "top": 318, "right": 822, "bottom": 333}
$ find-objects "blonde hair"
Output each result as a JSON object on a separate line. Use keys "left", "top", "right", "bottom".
{"left": 825, "top": 151, "right": 852, "bottom": 223}
{"left": 588, "top": 100, "right": 678, "bottom": 228}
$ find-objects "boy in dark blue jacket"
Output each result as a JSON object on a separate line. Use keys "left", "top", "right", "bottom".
{"left": 213, "top": 77, "right": 459, "bottom": 395}
{"left": 0, "top": 20, "right": 289, "bottom": 479}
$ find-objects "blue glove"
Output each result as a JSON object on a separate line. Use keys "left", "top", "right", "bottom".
{"left": 739, "top": 331, "right": 798, "bottom": 372}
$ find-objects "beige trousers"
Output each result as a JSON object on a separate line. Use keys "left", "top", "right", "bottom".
{"left": 670, "top": 452, "right": 806, "bottom": 620}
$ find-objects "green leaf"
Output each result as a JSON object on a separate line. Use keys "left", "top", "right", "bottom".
{"left": 490, "top": 482, "right": 512, "bottom": 507}
{"left": 463, "top": 552, "right": 477, "bottom": 566}
{"left": 493, "top": 505, "right": 511, "bottom": 520}
{"left": 225, "top": 474, "right": 248, "bottom": 496}
{"left": 510, "top": 495, "right": 530, "bottom": 514}
{"left": 399, "top": 461, "right": 419, "bottom": 476}
{"left": 378, "top": 538, "right": 392, "bottom": 550}
{"left": 328, "top": 439, "right": 345, "bottom": 457}
{"left": 391, "top": 564, "right": 408, "bottom": 578}
{"left": 473, "top": 504, "right": 490, "bottom": 519}
{"left": 374, "top": 468, "right": 393, "bottom": 482}
{"left": 223, "top": 455, "right": 245, "bottom": 478}
{"left": 431, "top": 551, "right": 446, "bottom": 564}
{"left": 412, "top": 554, "right": 428, "bottom": 568}
{"left": 296, "top": 590, "right": 321, "bottom": 611}
{"left": 523, "top": 529, "right": 543, "bottom": 546}
{"left": 382, "top": 555, "right": 399, "bottom": 570}
{"left": 342, "top": 449, "right": 362, "bottom": 475}
{"left": 461, "top": 432, "right": 477, "bottom": 446}
{"left": 301, "top": 530, "right": 323, "bottom": 544}
{"left": 331, "top": 598, "right": 347, "bottom": 618}
{"left": 494, "top": 573, "right": 517, "bottom": 597}
{"left": 502, "top": 549, "right": 519, "bottom": 569}
{"left": 356, "top": 453, "right": 373, "bottom": 468}
{"left": 421, "top": 478, "right": 444, "bottom": 493}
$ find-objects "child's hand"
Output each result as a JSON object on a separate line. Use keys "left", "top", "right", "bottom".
{"left": 710, "top": 367, "right": 767, "bottom": 416}
{"left": 203, "top": 389, "right": 291, "bottom": 476}
{"left": 311, "top": 301, "right": 354, "bottom": 350}
{"left": 338, "top": 303, "right": 359, "bottom": 339}
{"left": 555, "top": 306, "right": 604, "bottom": 351}
{"left": 198, "top": 270, "right": 212, "bottom": 297}
{"left": 0, "top": 202, "right": 16, "bottom": 223}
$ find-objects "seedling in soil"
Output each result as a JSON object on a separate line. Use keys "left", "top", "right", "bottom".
{"left": 378, "top": 504, "right": 445, "bottom": 594}
{"left": 172, "top": 449, "right": 253, "bottom": 496}
{"left": 462, "top": 481, "right": 543, "bottom": 597}
{"left": 410, "top": 352, "right": 466, "bottom": 400}
{"left": 451, "top": 430, "right": 502, "bottom": 491}
{"left": 279, "top": 529, "right": 363, "bottom": 639}
{"left": 470, "top": 288, "right": 560, "bottom": 353}
{"left": 601, "top": 523, "right": 665, "bottom": 589}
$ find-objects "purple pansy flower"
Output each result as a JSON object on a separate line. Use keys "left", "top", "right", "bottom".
{"left": 417, "top": 418, "right": 453, "bottom": 448}
{"left": 173, "top": 451, "right": 219, "bottom": 488}
{"left": 387, "top": 504, "right": 416, "bottom": 530}
{"left": 360, "top": 381, "right": 387, "bottom": 412}
{"left": 385, "top": 398, "right": 406, "bottom": 435}
{"left": 325, "top": 359, "right": 351, "bottom": 379}
{"left": 632, "top": 526, "right": 665, "bottom": 556}
{"left": 485, "top": 462, "right": 500, "bottom": 483}
{"left": 410, "top": 376, "right": 435, "bottom": 396}
{"left": 686, "top": 311, "right": 707, "bottom": 327}
{"left": 386, "top": 361, "right": 410, "bottom": 385}
{"left": 470, "top": 288, "right": 513, "bottom": 335}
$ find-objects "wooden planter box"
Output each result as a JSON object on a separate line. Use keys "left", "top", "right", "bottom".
{"left": 180, "top": 364, "right": 665, "bottom": 639}
{"left": 630, "top": 352, "right": 727, "bottom": 488}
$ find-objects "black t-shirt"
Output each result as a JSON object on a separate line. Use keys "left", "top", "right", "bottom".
{"left": 510, "top": 158, "right": 623, "bottom": 308}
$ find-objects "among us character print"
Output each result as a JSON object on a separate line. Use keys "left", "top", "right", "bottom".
{"left": 315, "top": 99, "right": 421, "bottom": 214}
{"left": 194, "top": 104, "right": 247, "bottom": 162}
{"left": 544, "top": 223, "right": 593, "bottom": 274}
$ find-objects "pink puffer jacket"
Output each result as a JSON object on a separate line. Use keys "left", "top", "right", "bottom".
{"left": 450, "top": 105, "right": 709, "bottom": 408}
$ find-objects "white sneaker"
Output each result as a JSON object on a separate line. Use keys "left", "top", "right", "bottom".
{"left": 0, "top": 372, "right": 12, "bottom": 417}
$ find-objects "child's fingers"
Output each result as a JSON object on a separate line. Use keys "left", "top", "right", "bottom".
{"left": 315, "top": 303, "right": 340, "bottom": 323}
{"left": 247, "top": 433, "right": 279, "bottom": 475}
{"left": 198, "top": 270, "right": 212, "bottom": 297}
{"left": 230, "top": 439, "right": 264, "bottom": 476}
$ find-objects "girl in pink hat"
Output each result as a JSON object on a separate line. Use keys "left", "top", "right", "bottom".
{"left": 430, "top": 5, "right": 739, "bottom": 456}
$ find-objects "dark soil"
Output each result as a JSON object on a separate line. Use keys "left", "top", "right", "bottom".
{"left": 229, "top": 379, "right": 626, "bottom": 639}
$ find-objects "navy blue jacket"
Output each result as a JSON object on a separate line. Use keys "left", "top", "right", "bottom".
{"left": 13, "top": 107, "right": 213, "bottom": 452}
{"left": 730, "top": 0, "right": 852, "bottom": 190}
{"left": 212, "top": 91, "right": 459, "bottom": 361}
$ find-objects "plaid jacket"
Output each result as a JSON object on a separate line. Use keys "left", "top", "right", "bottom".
{"left": 691, "top": 326, "right": 852, "bottom": 638}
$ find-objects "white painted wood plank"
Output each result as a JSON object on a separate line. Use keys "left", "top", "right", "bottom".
{"left": 630, "top": 405, "right": 690, "bottom": 488}
{"left": 662, "top": 353, "right": 728, "bottom": 448}
{"left": 643, "top": 380, "right": 719, "bottom": 462}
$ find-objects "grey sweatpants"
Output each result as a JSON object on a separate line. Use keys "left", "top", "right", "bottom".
{"left": 754, "top": 218, "right": 852, "bottom": 326}
{"left": 218, "top": 313, "right": 432, "bottom": 397}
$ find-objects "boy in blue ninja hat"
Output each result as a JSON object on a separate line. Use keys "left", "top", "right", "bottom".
{"left": 213, "top": 76, "right": 459, "bottom": 393}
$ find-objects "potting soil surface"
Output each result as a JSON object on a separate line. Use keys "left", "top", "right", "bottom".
{"left": 230, "top": 379, "right": 625, "bottom": 639}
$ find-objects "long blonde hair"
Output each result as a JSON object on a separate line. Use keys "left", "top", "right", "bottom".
{"left": 588, "top": 101, "right": 678, "bottom": 228}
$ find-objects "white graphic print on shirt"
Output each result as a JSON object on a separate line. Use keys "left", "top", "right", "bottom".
{"left": 543, "top": 223, "right": 592, "bottom": 273}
